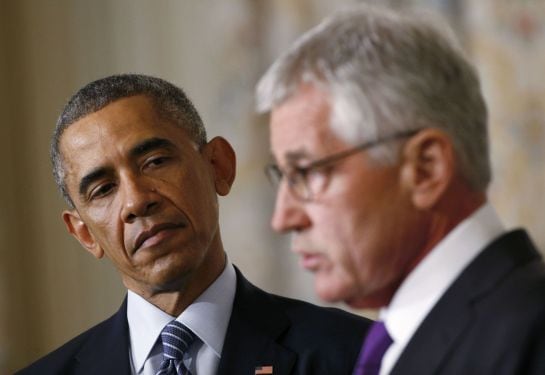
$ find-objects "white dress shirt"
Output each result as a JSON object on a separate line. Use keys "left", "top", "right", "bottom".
{"left": 379, "top": 203, "right": 505, "bottom": 375}
{"left": 127, "top": 262, "right": 237, "bottom": 375}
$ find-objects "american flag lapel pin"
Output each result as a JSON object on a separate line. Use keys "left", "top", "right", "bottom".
{"left": 255, "top": 365, "right": 273, "bottom": 374}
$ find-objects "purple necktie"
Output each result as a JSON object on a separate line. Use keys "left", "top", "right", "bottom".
{"left": 353, "top": 321, "right": 393, "bottom": 375}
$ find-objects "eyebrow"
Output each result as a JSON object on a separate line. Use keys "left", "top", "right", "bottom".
{"left": 284, "top": 150, "right": 311, "bottom": 164}
{"left": 77, "top": 137, "right": 176, "bottom": 198}
{"left": 78, "top": 167, "right": 111, "bottom": 198}
{"left": 129, "top": 137, "right": 176, "bottom": 159}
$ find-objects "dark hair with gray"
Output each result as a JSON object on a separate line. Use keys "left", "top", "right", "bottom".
{"left": 52, "top": 73, "right": 207, "bottom": 208}
{"left": 256, "top": 5, "right": 490, "bottom": 191}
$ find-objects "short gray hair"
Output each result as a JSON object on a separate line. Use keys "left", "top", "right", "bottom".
{"left": 52, "top": 74, "right": 207, "bottom": 208}
{"left": 256, "top": 5, "right": 490, "bottom": 191}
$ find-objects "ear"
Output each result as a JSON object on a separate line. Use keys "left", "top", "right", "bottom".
{"left": 62, "top": 209, "right": 104, "bottom": 259}
{"left": 201, "top": 136, "right": 237, "bottom": 196}
{"left": 400, "top": 129, "right": 455, "bottom": 210}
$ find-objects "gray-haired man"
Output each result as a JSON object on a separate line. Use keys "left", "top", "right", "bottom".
{"left": 257, "top": 5, "right": 545, "bottom": 374}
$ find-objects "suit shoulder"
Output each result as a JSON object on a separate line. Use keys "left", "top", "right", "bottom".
{"left": 274, "top": 293, "right": 369, "bottom": 323}
{"left": 233, "top": 267, "right": 372, "bottom": 338}
{"left": 265, "top": 293, "right": 370, "bottom": 373}
{"left": 477, "top": 240, "right": 545, "bottom": 317}
{"left": 15, "top": 313, "right": 118, "bottom": 375}
{"left": 269, "top": 293, "right": 371, "bottom": 338}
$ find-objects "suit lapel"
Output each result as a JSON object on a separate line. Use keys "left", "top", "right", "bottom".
{"left": 391, "top": 230, "right": 541, "bottom": 375}
{"left": 74, "top": 298, "right": 132, "bottom": 375}
{"left": 217, "top": 268, "right": 297, "bottom": 375}
{"left": 389, "top": 286, "right": 473, "bottom": 375}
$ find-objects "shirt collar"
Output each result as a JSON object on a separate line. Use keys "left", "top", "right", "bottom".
{"left": 127, "top": 262, "right": 237, "bottom": 373}
{"left": 380, "top": 203, "right": 505, "bottom": 348}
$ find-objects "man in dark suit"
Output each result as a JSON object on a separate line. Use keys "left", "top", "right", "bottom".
{"left": 17, "top": 74, "right": 370, "bottom": 375}
{"left": 256, "top": 4, "right": 545, "bottom": 374}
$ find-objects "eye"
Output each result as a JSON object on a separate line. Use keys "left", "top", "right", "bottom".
{"left": 143, "top": 155, "right": 171, "bottom": 170}
{"left": 306, "top": 168, "right": 328, "bottom": 187}
{"left": 89, "top": 182, "right": 116, "bottom": 201}
{"left": 297, "top": 166, "right": 330, "bottom": 196}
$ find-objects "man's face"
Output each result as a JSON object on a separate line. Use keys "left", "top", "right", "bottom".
{"left": 269, "top": 84, "right": 426, "bottom": 308}
{"left": 60, "top": 95, "right": 233, "bottom": 296}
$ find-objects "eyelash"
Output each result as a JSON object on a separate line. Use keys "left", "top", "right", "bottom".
{"left": 87, "top": 156, "right": 172, "bottom": 201}
{"left": 89, "top": 182, "right": 116, "bottom": 201}
{"left": 144, "top": 155, "right": 170, "bottom": 169}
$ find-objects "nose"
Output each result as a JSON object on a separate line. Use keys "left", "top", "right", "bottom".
{"left": 271, "top": 181, "right": 311, "bottom": 233}
{"left": 120, "top": 174, "right": 160, "bottom": 223}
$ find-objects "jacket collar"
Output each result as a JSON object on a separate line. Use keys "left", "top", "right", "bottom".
{"left": 74, "top": 298, "right": 131, "bottom": 375}
{"left": 72, "top": 267, "right": 300, "bottom": 375}
{"left": 217, "top": 267, "right": 297, "bottom": 375}
{"left": 391, "top": 230, "right": 541, "bottom": 375}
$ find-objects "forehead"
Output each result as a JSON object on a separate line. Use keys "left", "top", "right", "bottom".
{"left": 59, "top": 95, "right": 188, "bottom": 180}
{"left": 62, "top": 95, "right": 167, "bottom": 145}
{"left": 269, "top": 83, "right": 345, "bottom": 162}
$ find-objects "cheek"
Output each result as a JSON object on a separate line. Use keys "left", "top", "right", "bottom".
{"left": 315, "top": 205, "right": 366, "bottom": 257}
{"left": 88, "top": 204, "right": 116, "bottom": 225}
{"left": 162, "top": 173, "right": 219, "bottom": 229}
{"left": 311, "top": 200, "right": 390, "bottom": 282}
{"left": 172, "top": 164, "right": 212, "bottom": 195}
{"left": 314, "top": 252, "right": 361, "bottom": 303}
{"left": 85, "top": 206, "right": 120, "bottom": 242}
{"left": 183, "top": 181, "right": 217, "bottom": 216}
{"left": 311, "top": 214, "right": 362, "bottom": 281}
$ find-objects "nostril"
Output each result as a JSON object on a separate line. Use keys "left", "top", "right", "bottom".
{"left": 146, "top": 201, "right": 158, "bottom": 213}
{"left": 121, "top": 182, "right": 160, "bottom": 220}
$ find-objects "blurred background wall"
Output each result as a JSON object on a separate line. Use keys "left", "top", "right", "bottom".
{"left": 1, "top": 0, "right": 544, "bottom": 372}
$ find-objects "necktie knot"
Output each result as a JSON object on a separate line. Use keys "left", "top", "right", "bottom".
{"left": 353, "top": 321, "right": 393, "bottom": 375}
{"left": 157, "top": 320, "right": 196, "bottom": 375}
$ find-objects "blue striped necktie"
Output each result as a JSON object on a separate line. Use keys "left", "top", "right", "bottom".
{"left": 156, "top": 320, "right": 196, "bottom": 375}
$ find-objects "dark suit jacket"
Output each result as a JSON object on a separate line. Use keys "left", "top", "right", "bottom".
{"left": 391, "top": 230, "right": 545, "bottom": 375}
{"left": 17, "top": 267, "right": 370, "bottom": 375}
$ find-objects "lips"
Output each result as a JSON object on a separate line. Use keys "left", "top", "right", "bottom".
{"left": 299, "top": 252, "right": 324, "bottom": 271}
{"left": 292, "top": 247, "right": 324, "bottom": 272}
{"left": 133, "top": 222, "right": 185, "bottom": 252}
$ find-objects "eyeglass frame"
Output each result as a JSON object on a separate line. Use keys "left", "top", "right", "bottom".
{"left": 265, "top": 129, "right": 422, "bottom": 201}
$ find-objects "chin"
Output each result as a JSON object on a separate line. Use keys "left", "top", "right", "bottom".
{"left": 344, "top": 296, "right": 372, "bottom": 309}
{"left": 148, "top": 263, "right": 193, "bottom": 291}
{"left": 314, "top": 275, "right": 352, "bottom": 304}
{"left": 344, "top": 285, "right": 393, "bottom": 310}
{"left": 149, "top": 274, "right": 191, "bottom": 294}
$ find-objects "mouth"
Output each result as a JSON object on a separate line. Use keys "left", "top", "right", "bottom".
{"left": 133, "top": 222, "right": 186, "bottom": 252}
{"left": 294, "top": 249, "right": 324, "bottom": 272}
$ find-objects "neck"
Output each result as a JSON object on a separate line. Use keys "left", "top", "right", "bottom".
{"left": 131, "top": 239, "right": 227, "bottom": 317}
{"left": 356, "top": 185, "right": 486, "bottom": 310}
{"left": 155, "top": 258, "right": 226, "bottom": 316}
{"left": 406, "top": 185, "right": 487, "bottom": 279}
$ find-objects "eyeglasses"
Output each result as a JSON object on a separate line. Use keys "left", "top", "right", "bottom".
{"left": 265, "top": 129, "right": 420, "bottom": 201}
